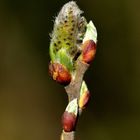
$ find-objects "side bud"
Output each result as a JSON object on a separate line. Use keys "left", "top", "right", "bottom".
{"left": 80, "top": 21, "right": 97, "bottom": 64}
{"left": 79, "top": 81, "right": 90, "bottom": 109}
{"left": 81, "top": 40, "right": 96, "bottom": 63}
{"left": 62, "top": 98, "right": 78, "bottom": 132}
{"left": 49, "top": 62, "right": 71, "bottom": 85}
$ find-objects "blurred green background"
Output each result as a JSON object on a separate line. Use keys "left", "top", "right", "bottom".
{"left": 0, "top": 0, "right": 140, "bottom": 140}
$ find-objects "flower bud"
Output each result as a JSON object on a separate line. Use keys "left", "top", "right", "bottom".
{"left": 79, "top": 81, "right": 90, "bottom": 109}
{"left": 62, "top": 99, "right": 78, "bottom": 132}
{"left": 80, "top": 20, "right": 97, "bottom": 64}
{"left": 49, "top": 62, "right": 71, "bottom": 85}
{"left": 62, "top": 111, "right": 76, "bottom": 132}
{"left": 81, "top": 40, "right": 96, "bottom": 64}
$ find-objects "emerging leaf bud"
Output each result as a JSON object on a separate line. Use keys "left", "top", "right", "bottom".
{"left": 80, "top": 21, "right": 97, "bottom": 63}
{"left": 79, "top": 81, "right": 90, "bottom": 109}
{"left": 62, "top": 111, "right": 76, "bottom": 132}
{"left": 49, "top": 62, "right": 71, "bottom": 85}
{"left": 62, "top": 99, "right": 78, "bottom": 132}
{"left": 81, "top": 40, "right": 96, "bottom": 64}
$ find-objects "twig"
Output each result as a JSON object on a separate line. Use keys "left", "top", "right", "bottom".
{"left": 61, "top": 131, "right": 75, "bottom": 140}
{"left": 48, "top": 1, "right": 97, "bottom": 140}
{"left": 61, "top": 60, "right": 89, "bottom": 140}
{"left": 65, "top": 60, "right": 89, "bottom": 102}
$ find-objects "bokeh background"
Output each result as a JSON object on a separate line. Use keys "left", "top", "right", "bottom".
{"left": 0, "top": 0, "right": 140, "bottom": 140}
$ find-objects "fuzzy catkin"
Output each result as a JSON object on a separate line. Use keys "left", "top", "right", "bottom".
{"left": 50, "top": 1, "right": 86, "bottom": 58}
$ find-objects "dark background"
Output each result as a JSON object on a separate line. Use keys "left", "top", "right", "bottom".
{"left": 0, "top": 0, "right": 140, "bottom": 140}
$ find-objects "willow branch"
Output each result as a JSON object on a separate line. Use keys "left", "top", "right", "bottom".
{"left": 48, "top": 1, "right": 97, "bottom": 140}
{"left": 61, "top": 60, "right": 89, "bottom": 140}
{"left": 65, "top": 60, "right": 89, "bottom": 102}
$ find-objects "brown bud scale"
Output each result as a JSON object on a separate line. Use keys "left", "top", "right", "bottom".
{"left": 49, "top": 62, "right": 71, "bottom": 85}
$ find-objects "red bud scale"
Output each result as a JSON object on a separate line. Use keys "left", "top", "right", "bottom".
{"left": 62, "top": 111, "right": 77, "bottom": 132}
{"left": 49, "top": 62, "right": 71, "bottom": 85}
{"left": 62, "top": 98, "right": 78, "bottom": 132}
{"left": 81, "top": 40, "right": 96, "bottom": 64}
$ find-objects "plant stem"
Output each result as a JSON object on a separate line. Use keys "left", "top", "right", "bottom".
{"left": 60, "top": 60, "right": 89, "bottom": 140}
